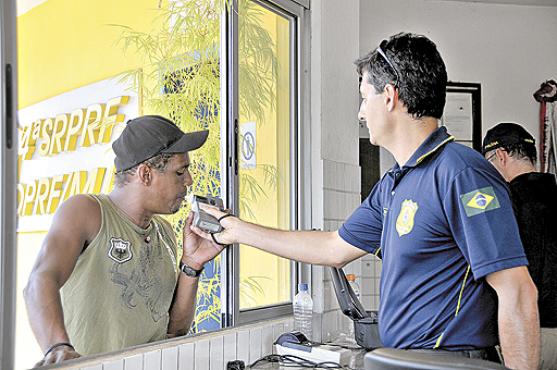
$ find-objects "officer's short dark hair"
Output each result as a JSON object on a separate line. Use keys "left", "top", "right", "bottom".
{"left": 355, "top": 32, "right": 448, "bottom": 119}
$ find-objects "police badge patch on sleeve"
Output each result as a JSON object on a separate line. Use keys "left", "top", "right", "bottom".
{"left": 108, "top": 237, "right": 133, "bottom": 263}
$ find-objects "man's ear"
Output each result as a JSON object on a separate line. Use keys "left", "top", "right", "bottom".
{"left": 136, "top": 164, "right": 152, "bottom": 186}
{"left": 383, "top": 84, "right": 398, "bottom": 112}
{"left": 495, "top": 148, "right": 509, "bottom": 165}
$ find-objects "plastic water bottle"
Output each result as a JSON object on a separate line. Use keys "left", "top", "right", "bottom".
{"left": 346, "top": 274, "right": 360, "bottom": 341}
{"left": 293, "top": 283, "right": 313, "bottom": 340}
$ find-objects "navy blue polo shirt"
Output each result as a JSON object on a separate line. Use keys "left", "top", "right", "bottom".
{"left": 339, "top": 126, "right": 528, "bottom": 350}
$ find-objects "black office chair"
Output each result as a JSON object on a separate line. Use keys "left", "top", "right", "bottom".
{"left": 364, "top": 348, "right": 509, "bottom": 370}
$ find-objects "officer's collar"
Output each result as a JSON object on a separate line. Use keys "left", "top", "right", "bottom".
{"left": 392, "top": 126, "right": 454, "bottom": 171}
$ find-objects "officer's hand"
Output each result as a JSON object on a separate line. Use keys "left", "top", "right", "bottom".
{"left": 34, "top": 346, "right": 81, "bottom": 367}
{"left": 190, "top": 204, "right": 238, "bottom": 247}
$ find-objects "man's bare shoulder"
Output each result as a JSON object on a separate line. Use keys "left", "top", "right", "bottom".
{"left": 55, "top": 194, "right": 100, "bottom": 217}
{"left": 51, "top": 194, "right": 102, "bottom": 242}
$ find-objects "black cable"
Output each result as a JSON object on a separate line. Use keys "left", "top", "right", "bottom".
{"left": 248, "top": 353, "right": 353, "bottom": 369}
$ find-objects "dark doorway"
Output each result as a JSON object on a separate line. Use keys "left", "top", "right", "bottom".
{"left": 359, "top": 138, "right": 380, "bottom": 200}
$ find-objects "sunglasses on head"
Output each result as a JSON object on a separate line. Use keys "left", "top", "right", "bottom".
{"left": 374, "top": 39, "right": 400, "bottom": 89}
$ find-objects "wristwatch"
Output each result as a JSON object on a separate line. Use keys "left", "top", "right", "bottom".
{"left": 179, "top": 261, "right": 203, "bottom": 278}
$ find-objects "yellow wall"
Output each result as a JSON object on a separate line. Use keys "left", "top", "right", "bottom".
{"left": 15, "top": 233, "right": 45, "bottom": 370}
{"left": 18, "top": 0, "right": 163, "bottom": 108}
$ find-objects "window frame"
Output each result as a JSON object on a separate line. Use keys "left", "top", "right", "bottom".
{"left": 1, "top": 0, "right": 18, "bottom": 368}
{"left": 1, "top": 1, "right": 312, "bottom": 364}
{"left": 221, "top": 0, "right": 311, "bottom": 326}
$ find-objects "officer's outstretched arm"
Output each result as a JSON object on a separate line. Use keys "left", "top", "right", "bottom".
{"left": 192, "top": 204, "right": 367, "bottom": 268}
{"left": 486, "top": 266, "right": 540, "bottom": 370}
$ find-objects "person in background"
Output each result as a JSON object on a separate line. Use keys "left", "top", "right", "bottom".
{"left": 24, "top": 116, "right": 225, "bottom": 366}
{"left": 483, "top": 122, "right": 557, "bottom": 369}
{"left": 193, "top": 32, "right": 540, "bottom": 370}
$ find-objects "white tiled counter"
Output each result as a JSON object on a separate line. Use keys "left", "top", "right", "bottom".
{"left": 37, "top": 309, "right": 356, "bottom": 370}
{"left": 39, "top": 316, "right": 295, "bottom": 370}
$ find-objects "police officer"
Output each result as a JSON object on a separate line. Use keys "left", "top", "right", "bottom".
{"left": 194, "top": 33, "right": 540, "bottom": 370}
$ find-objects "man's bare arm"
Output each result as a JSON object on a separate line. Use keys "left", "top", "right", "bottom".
{"left": 167, "top": 213, "right": 225, "bottom": 336}
{"left": 194, "top": 205, "right": 367, "bottom": 268}
{"left": 24, "top": 195, "right": 100, "bottom": 366}
{"left": 486, "top": 266, "right": 540, "bottom": 370}
{"left": 167, "top": 273, "right": 200, "bottom": 336}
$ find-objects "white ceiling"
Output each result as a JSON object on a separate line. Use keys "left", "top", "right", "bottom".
{"left": 434, "top": 0, "right": 557, "bottom": 6}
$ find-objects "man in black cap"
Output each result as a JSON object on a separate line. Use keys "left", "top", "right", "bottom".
{"left": 483, "top": 122, "right": 557, "bottom": 369}
{"left": 24, "top": 115, "right": 224, "bottom": 366}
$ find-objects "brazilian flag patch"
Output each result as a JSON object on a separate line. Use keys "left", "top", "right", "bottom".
{"left": 460, "top": 186, "right": 500, "bottom": 217}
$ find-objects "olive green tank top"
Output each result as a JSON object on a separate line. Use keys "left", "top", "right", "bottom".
{"left": 60, "top": 194, "right": 179, "bottom": 355}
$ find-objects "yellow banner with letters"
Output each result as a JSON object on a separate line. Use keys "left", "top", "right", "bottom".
{"left": 18, "top": 95, "right": 130, "bottom": 218}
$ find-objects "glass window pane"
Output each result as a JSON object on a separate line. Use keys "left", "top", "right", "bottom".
{"left": 238, "top": 0, "right": 293, "bottom": 310}
{"left": 16, "top": 0, "right": 223, "bottom": 367}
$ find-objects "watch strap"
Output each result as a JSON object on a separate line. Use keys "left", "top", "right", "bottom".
{"left": 179, "top": 261, "right": 203, "bottom": 277}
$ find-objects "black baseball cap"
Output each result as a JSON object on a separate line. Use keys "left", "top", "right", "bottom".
{"left": 482, "top": 122, "right": 535, "bottom": 155}
{"left": 112, "top": 115, "right": 209, "bottom": 172}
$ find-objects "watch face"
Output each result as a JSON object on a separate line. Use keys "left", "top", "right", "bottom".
{"left": 184, "top": 266, "right": 198, "bottom": 277}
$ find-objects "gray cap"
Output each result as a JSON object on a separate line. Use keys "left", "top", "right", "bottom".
{"left": 112, "top": 115, "right": 209, "bottom": 172}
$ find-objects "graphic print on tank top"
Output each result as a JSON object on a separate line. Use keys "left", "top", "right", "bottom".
{"left": 109, "top": 238, "right": 168, "bottom": 322}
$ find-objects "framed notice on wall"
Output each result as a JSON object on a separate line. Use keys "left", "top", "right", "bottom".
{"left": 441, "top": 82, "right": 482, "bottom": 151}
